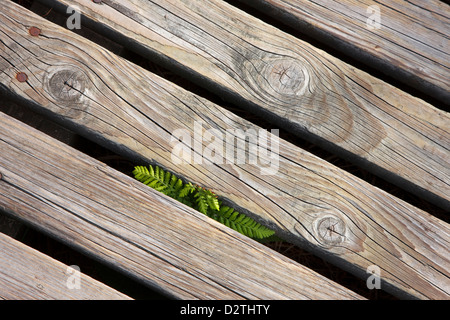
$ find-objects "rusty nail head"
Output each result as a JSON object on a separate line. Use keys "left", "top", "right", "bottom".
{"left": 16, "top": 72, "right": 28, "bottom": 82}
{"left": 29, "top": 26, "right": 41, "bottom": 36}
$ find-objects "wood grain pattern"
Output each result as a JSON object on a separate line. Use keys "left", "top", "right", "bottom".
{"left": 36, "top": 0, "right": 450, "bottom": 209}
{"left": 0, "top": 1, "right": 449, "bottom": 299}
{"left": 0, "top": 232, "right": 131, "bottom": 299}
{"left": 237, "top": 0, "right": 450, "bottom": 104}
{"left": 0, "top": 112, "right": 363, "bottom": 300}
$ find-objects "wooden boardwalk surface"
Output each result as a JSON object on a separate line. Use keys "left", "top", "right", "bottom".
{"left": 0, "top": 0, "right": 449, "bottom": 300}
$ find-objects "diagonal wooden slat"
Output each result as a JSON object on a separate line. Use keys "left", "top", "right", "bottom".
{"left": 237, "top": 0, "right": 450, "bottom": 104}
{"left": 0, "top": 112, "right": 363, "bottom": 300}
{"left": 35, "top": 0, "right": 450, "bottom": 209}
{"left": 0, "top": 232, "right": 132, "bottom": 300}
{"left": 0, "top": 0, "right": 449, "bottom": 299}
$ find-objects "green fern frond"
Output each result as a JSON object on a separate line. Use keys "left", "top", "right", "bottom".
{"left": 132, "top": 165, "right": 185, "bottom": 200}
{"left": 179, "top": 182, "right": 195, "bottom": 198}
{"left": 207, "top": 204, "right": 275, "bottom": 240}
{"left": 195, "top": 193, "right": 209, "bottom": 215}
{"left": 193, "top": 186, "right": 220, "bottom": 215}
{"left": 132, "top": 165, "right": 276, "bottom": 241}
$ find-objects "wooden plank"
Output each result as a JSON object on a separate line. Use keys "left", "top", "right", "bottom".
{"left": 0, "top": 232, "right": 131, "bottom": 300}
{"left": 35, "top": 0, "right": 450, "bottom": 209}
{"left": 0, "top": 1, "right": 449, "bottom": 299}
{"left": 237, "top": 0, "right": 450, "bottom": 104}
{"left": 0, "top": 112, "right": 363, "bottom": 300}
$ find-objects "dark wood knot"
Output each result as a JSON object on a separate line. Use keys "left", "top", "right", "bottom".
{"left": 43, "top": 65, "right": 89, "bottom": 119}
{"left": 267, "top": 58, "right": 309, "bottom": 96}
{"left": 235, "top": 52, "right": 313, "bottom": 100}
{"left": 47, "top": 68, "right": 87, "bottom": 102}
{"left": 315, "top": 215, "right": 346, "bottom": 246}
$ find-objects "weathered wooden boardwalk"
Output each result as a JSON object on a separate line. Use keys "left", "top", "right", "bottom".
{"left": 0, "top": 0, "right": 449, "bottom": 300}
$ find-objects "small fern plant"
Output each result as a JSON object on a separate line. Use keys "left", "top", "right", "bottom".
{"left": 132, "top": 165, "right": 276, "bottom": 241}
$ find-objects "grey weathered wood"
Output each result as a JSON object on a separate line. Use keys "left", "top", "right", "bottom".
{"left": 237, "top": 0, "right": 450, "bottom": 104}
{"left": 0, "top": 232, "right": 131, "bottom": 300}
{"left": 0, "top": 1, "right": 449, "bottom": 299}
{"left": 36, "top": 0, "right": 450, "bottom": 209}
{"left": 0, "top": 112, "right": 363, "bottom": 300}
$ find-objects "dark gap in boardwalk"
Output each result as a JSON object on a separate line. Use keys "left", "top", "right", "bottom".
{"left": 14, "top": 0, "right": 33, "bottom": 9}
{"left": 16, "top": 220, "right": 170, "bottom": 300}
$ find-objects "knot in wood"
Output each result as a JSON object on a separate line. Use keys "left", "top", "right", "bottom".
{"left": 237, "top": 52, "right": 312, "bottom": 100}
{"left": 46, "top": 67, "right": 87, "bottom": 103}
{"left": 315, "top": 215, "right": 346, "bottom": 246}
{"left": 267, "top": 59, "right": 307, "bottom": 95}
